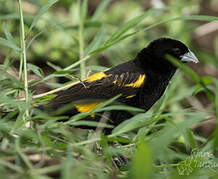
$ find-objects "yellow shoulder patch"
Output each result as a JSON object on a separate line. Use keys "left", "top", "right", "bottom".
{"left": 126, "top": 94, "right": 136, "bottom": 98}
{"left": 75, "top": 103, "right": 101, "bottom": 113}
{"left": 85, "top": 72, "right": 107, "bottom": 82}
{"left": 124, "top": 74, "right": 146, "bottom": 88}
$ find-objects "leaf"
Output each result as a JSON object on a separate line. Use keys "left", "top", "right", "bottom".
{"left": 167, "top": 55, "right": 214, "bottom": 101}
{"left": 80, "top": 0, "right": 88, "bottom": 21}
{"left": 54, "top": 70, "right": 76, "bottom": 75}
{"left": 26, "top": 31, "right": 43, "bottom": 50}
{"left": 91, "top": 0, "right": 111, "bottom": 21}
{"left": 0, "top": 13, "right": 19, "bottom": 20}
{"left": 186, "top": 129, "right": 197, "bottom": 149}
{"left": 29, "top": 0, "right": 58, "bottom": 32}
{"left": 64, "top": 14, "right": 218, "bottom": 70}
{"left": 111, "top": 113, "right": 154, "bottom": 136}
{"left": 90, "top": 31, "right": 137, "bottom": 55}
{"left": 105, "top": 11, "right": 152, "bottom": 44}
{"left": 142, "top": 15, "right": 218, "bottom": 33}
{"left": 102, "top": 15, "right": 218, "bottom": 57}
{"left": 130, "top": 140, "right": 153, "bottom": 179}
{"left": 71, "top": 121, "right": 113, "bottom": 128}
{"left": 149, "top": 113, "right": 205, "bottom": 160}
{"left": 105, "top": 5, "right": 187, "bottom": 44}
{"left": 0, "top": 37, "right": 21, "bottom": 52}
{"left": 167, "top": 55, "right": 200, "bottom": 82}
{"left": 193, "top": 76, "right": 214, "bottom": 95}
{"left": 86, "top": 65, "right": 108, "bottom": 72}
{"left": 3, "top": 23, "right": 16, "bottom": 45}
{"left": 214, "top": 79, "right": 218, "bottom": 119}
{"left": 0, "top": 68, "right": 23, "bottom": 88}
{"left": 98, "top": 105, "right": 144, "bottom": 113}
{"left": 84, "top": 26, "right": 106, "bottom": 56}
{"left": 92, "top": 94, "right": 122, "bottom": 113}
{"left": 27, "top": 63, "right": 43, "bottom": 77}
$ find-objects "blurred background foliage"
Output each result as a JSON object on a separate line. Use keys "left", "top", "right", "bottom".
{"left": 0, "top": 0, "right": 218, "bottom": 178}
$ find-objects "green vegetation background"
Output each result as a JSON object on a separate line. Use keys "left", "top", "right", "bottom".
{"left": 0, "top": 0, "right": 218, "bottom": 178}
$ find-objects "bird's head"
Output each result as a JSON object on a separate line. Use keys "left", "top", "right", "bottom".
{"left": 136, "top": 37, "right": 199, "bottom": 73}
{"left": 148, "top": 37, "right": 199, "bottom": 63}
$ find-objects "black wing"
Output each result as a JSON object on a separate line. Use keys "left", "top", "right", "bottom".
{"left": 50, "top": 68, "right": 146, "bottom": 108}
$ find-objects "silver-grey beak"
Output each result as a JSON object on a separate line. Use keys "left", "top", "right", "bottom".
{"left": 181, "top": 50, "right": 199, "bottom": 63}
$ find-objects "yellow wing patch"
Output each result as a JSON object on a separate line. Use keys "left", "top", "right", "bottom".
{"left": 85, "top": 72, "right": 107, "bottom": 82}
{"left": 75, "top": 103, "right": 101, "bottom": 113}
{"left": 126, "top": 94, "right": 136, "bottom": 98}
{"left": 113, "top": 80, "right": 117, "bottom": 84}
{"left": 124, "top": 74, "right": 146, "bottom": 88}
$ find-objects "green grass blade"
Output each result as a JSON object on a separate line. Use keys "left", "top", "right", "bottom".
{"left": 111, "top": 113, "right": 154, "bottom": 136}
{"left": 92, "top": 94, "right": 122, "bottom": 113}
{"left": 90, "top": 31, "right": 138, "bottom": 55}
{"left": 105, "top": 11, "right": 153, "bottom": 44}
{"left": 0, "top": 159, "right": 23, "bottom": 173}
{"left": 167, "top": 55, "right": 200, "bottom": 82}
{"left": 91, "top": 0, "right": 111, "bottom": 21}
{"left": 26, "top": 31, "right": 43, "bottom": 50}
{"left": 130, "top": 141, "right": 153, "bottom": 179}
{"left": 3, "top": 23, "right": 17, "bottom": 45}
{"left": 98, "top": 105, "right": 144, "bottom": 113}
{"left": 0, "top": 13, "right": 20, "bottom": 20}
{"left": 214, "top": 79, "right": 218, "bottom": 119}
{"left": 84, "top": 26, "right": 106, "bottom": 56}
{"left": 142, "top": 15, "right": 218, "bottom": 33}
{"left": 27, "top": 63, "right": 43, "bottom": 77}
{"left": 0, "top": 37, "right": 21, "bottom": 52}
{"left": 105, "top": 5, "right": 187, "bottom": 45}
{"left": 167, "top": 55, "right": 214, "bottom": 101}
{"left": 29, "top": 0, "right": 58, "bottom": 32}
{"left": 100, "top": 15, "right": 218, "bottom": 57}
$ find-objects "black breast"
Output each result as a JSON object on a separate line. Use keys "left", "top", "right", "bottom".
{"left": 125, "top": 69, "right": 176, "bottom": 111}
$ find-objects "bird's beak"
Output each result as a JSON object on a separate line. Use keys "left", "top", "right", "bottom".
{"left": 181, "top": 50, "right": 199, "bottom": 63}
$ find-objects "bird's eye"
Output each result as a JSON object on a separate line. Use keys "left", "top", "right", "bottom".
{"left": 172, "top": 48, "right": 181, "bottom": 54}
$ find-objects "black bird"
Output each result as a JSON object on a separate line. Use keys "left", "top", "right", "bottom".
{"left": 48, "top": 37, "right": 199, "bottom": 131}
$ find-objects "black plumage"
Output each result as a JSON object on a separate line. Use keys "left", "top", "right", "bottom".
{"left": 48, "top": 37, "right": 199, "bottom": 131}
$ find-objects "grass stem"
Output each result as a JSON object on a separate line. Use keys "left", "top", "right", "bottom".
{"left": 78, "top": 0, "right": 86, "bottom": 79}
{"left": 18, "top": 0, "right": 29, "bottom": 118}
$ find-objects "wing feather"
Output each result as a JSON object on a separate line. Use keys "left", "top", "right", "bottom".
{"left": 50, "top": 71, "right": 146, "bottom": 108}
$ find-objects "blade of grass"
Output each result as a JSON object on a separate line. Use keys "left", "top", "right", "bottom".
{"left": 65, "top": 15, "right": 218, "bottom": 71}
{"left": 0, "top": 37, "right": 21, "bottom": 52}
{"left": 92, "top": 94, "right": 122, "bottom": 113}
{"left": 98, "top": 105, "right": 144, "bottom": 113}
{"left": 105, "top": 5, "right": 188, "bottom": 44}
{"left": 90, "top": 31, "right": 138, "bottom": 55}
{"left": 130, "top": 141, "right": 153, "bottom": 179}
{"left": 31, "top": 165, "right": 61, "bottom": 175}
{"left": 141, "top": 15, "right": 218, "bottom": 34}
{"left": 91, "top": 0, "right": 111, "bottom": 21}
{"left": 29, "top": 0, "right": 58, "bottom": 33}
{"left": 0, "top": 13, "right": 20, "bottom": 20}
{"left": 167, "top": 55, "right": 214, "bottom": 102}
{"left": 18, "top": 0, "right": 29, "bottom": 119}
{"left": 78, "top": 0, "right": 88, "bottom": 79}
{"left": 105, "top": 11, "right": 152, "bottom": 44}
{"left": 15, "top": 138, "right": 33, "bottom": 170}
{"left": 26, "top": 31, "right": 43, "bottom": 50}
{"left": 214, "top": 79, "right": 218, "bottom": 120}
{"left": 84, "top": 26, "right": 105, "bottom": 56}
{"left": 111, "top": 113, "right": 154, "bottom": 136}
{"left": 64, "top": 55, "right": 90, "bottom": 71}
{"left": 3, "top": 23, "right": 17, "bottom": 45}
{"left": 3, "top": 49, "right": 13, "bottom": 70}
{"left": 0, "top": 159, "right": 23, "bottom": 173}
